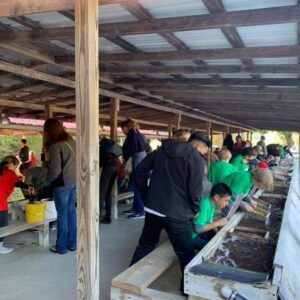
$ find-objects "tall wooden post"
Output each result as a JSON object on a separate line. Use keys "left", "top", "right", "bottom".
{"left": 110, "top": 97, "right": 119, "bottom": 141}
{"left": 168, "top": 124, "right": 173, "bottom": 138}
{"left": 250, "top": 132, "right": 253, "bottom": 144}
{"left": 44, "top": 104, "right": 53, "bottom": 120}
{"left": 75, "top": 0, "right": 99, "bottom": 299}
{"left": 42, "top": 105, "right": 53, "bottom": 167}
{"left": 247, "top": 131, "right": 250, "bottom": 141}
{"left": 207, "top": 121, "right": 211, "bottom": 166}
{"left": 175, "top": 113, "right": 181, "bottom": 130}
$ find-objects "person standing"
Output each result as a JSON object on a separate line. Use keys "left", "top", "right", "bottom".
{"left": 130, "top": 132, "right": 211, "bottom": 294}
{"left": 121, "top": 119, "right": 147, "bottom": 219}
{"left": 257, "top": 136, "right": 267, "bottom": 155}
{"left": 19, "top": 139, "right": 30, "bottom": 163}
{"left": 223, "top": 134, "right": 234, "bottom": 153}
{"left": 43, "top": 118, "right": 76, "bottom": 254}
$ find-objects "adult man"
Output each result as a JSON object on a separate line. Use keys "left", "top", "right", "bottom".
{"left": 19, "top": 139, "right": 30, "bottom": 163}
{"left": 130, "top": 132, "right": 211, "bottom": 294}
{"left": 257, "top": 136, "right": 267, "bottom": 155}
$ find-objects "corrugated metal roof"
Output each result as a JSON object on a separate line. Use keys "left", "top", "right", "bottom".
{"left": 174, "top": 29, "right": 232, "bottom": 49}
{"left": 260, "top": 74, "right": 298, "bottom": 79}
{"left": 204, "top": 59, "right": 243, "bottom": 65}
{"left": 26, "top": 12, "right": 74, "bottom": 28}
{"left": 147, "top": 74, "right": 174, "bottom": 79}
{"left": 220, "top": 73, "right": 252, "bottom": 79}
{"left": 99, "top": 4, "right": 137, "bottom": 24}
{"left": 126, "top": 62, "right": 152, "bottom": 67}
{"left": 100, "top": 37, "right": 128, "bottom": 53}
{"left": 253, "top": 57, "right": 298, "bottom": 65}
{"left": 0, "top": 18, "right": 27, "bottom": 30}
{"left": 237, "top": 23, "right": 297, "bottom": 47}
{"left": 121, "top": 33, "right": 176, "bottom": 52}
{"left": 138, "top": 0, "right": 209, "bottom": 18}
{"left": 223, "top": 0, "right": 297, "bottom": 12}
{"left": 184, "top": 74, "right": 212, "bottom": 79}
{"left": 162, "top": 60, "right": 196, "bottom": 66}
{"left": 50, "top": 41, "right": 74, "bottom": 52}
{"left": 0, "top": 49, "right": 32, "bottom": 64}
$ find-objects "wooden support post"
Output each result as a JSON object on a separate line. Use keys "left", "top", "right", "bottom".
{"left": 110, "top": 97, "right": 120, "bottom": 141}
{"left": 44, "top": 104, "right": 53, "bottom": 120}
{"left": 247, "top": 131, "right": 250, "bottom": 141}
{"left": 168, "top": 124, "right": 173, "bottom": 138}
{"left": 75, "top": 0, "right": 99, "bottom": 299}
{"left": 175, "top": 113, "right": 181, "bottom": 130}
{"left": 238, "top": 128, "right": 241, "bottom": 135}
{"left": 250, "top": 132, "right": 253, "bottom": 144}
{"left": 207, "top": 121, "right": 211, "bottom": 167}
{"left": 42, "top": 104, "right": 53, "bottom": 167}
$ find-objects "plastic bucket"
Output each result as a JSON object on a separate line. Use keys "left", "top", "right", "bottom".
{"left": 44, "top": 200, "right": 57, "bottom": 220}
{"left": 25, "top": 202, "right": 45, "bottom": 224}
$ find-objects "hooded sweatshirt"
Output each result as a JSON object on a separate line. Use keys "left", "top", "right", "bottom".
{"left": 136, "top": 139, "right": 206, "bottom": 221}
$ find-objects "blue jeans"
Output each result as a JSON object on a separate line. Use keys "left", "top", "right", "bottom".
{"left": 193, "top": 230, "right": 216, "bottom": 250}
{"left": 53, "top": 185, "right": 77, "bottom": 252}
{"left": 132, "top": 151, "right": 146, "bottom": 215}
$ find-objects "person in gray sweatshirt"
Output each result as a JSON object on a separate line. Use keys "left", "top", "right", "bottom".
{"left": 43, "top": 118, "right": 76, "bottom": 254}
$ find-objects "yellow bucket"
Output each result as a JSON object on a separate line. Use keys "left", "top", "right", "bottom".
{"left": 25, "top": 202, "right": 45, "bottom": 224}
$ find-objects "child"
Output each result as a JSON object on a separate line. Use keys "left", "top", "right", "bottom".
{"left": 221, "top": 168, "right": 274, "bottom": 216}
{"left": 208, "top": 149, "right": 237, "bottom": 185}
{"left": 0, "top": 156, "right": 34, "bottom": 254}
{"left": 192, "top": 183, "right": 232, "bottom": 250}
{"left": 231, "top": 147, "right": 256, "bottom": 172}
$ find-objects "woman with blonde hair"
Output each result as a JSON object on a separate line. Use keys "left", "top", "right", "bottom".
{"left": 120, "top": 118, "right": 147, "bottom": 219}
{"left": 172, "top": 129, "right": 190, "bottom": 142}
{"left": 43, "top": 118, "right": 76, "bottom": 254}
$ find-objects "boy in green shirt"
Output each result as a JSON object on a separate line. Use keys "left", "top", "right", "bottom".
{"left": 193, "top": 183, "right": 232, "bottom": 250}
{"left": 208, "top": 149, "right": 237, "bottom": 185}
{"left": 221, "top": 168, "right": 274, "bottom": 216}
{"left": 231, "top": 147, "right": 256, "bottom": 172}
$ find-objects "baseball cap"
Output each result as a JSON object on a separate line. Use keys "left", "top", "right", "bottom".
{"left": 188, "top": 131, "right": 212, "bottom": 148}
{"left": 258, "top": 161, "right": 269, "bottom": 169}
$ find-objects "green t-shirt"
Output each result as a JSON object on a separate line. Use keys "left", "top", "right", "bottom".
{"left": 231, "top": 154, "right": 249, "bottom": 172}
{"left": 208, "top": 161, "right": 237, "bottom": 185}
{"left": 222, "top": 171, "right": 253, "bottom": 196}
{"left": 192, "top": 196, "right": 216, "bottom": 238}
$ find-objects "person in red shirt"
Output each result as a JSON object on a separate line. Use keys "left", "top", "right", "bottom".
{"left": 0, "top": 156, "right": 33, "bottom": 254}
{"left": 234, "top": 135, "right": 246, "bottom": 151}
{"left": 30, "top": 152, "right": 37, "bottom": 165}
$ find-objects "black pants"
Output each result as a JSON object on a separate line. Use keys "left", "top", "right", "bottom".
{"left": 99, "top": 164, "right": 118, "bottom": 220}
{"left": 0, "top": 211, "right": 8, "bottom": 243}
{"left": 130, "top": 213, "right": 195, "bottom": 293}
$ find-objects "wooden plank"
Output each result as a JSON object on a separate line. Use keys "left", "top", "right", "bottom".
{"left": 175, "top": 113, "right": 181, "bottom": 130}
{"left": 0, "top": 218, "right": 56, "bottom": 238}
{"left": 112, "top": 241, "right": 176, "bottom": 294}
{"left": 75, "top": 0, "right": 99, "bottom": 299}
{"left": 0, "top": 60, "right": 75, "bottom": 88}
{"left": 226, "top": 194, "right": 244, "bottom": 220}
{"left": 110, "top": 97, "right": 120, "bottom": 141}
{"left": 111, "top": 287, "right": 186, "bottom": 300}
{"left": 101, "top": 45, "right": 300, "bottom": 62}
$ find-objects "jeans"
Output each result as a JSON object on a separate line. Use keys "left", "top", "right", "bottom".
{"left": 0, "top": 211, "right": 8, "bottom": 243}
{"left": 193, "top": 230, "right": 216, "bottom": 250}
{"left": 53, "top": 185, "right": 77, "bottom": 252}
{"left": 131, "top": 213, "right": 195, "bottom": 292}
{"left": 99, "top": 164, "right": 118, "bottom": 220}
{"left": 132, "top": 151, "right": 147, "bottom": 215}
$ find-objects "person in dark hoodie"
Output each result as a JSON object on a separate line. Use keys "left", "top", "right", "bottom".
{"left": 130, "top": 132, "right": 211, "bottom": 295}
{"left": 121, "top": 119, "right": 148, "bottom": 219}
{"left": 223, "top": 134, "right": 234, "bottom": 153}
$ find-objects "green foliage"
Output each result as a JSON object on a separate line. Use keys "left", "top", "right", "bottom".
{"left": 0, "top": 135, "right": 43, "bottom": 163}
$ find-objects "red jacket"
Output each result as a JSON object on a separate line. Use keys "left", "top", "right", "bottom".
{"left": 234, "top": 141, "right": 246, "bottom": 150}
{"left": 0, "top": 170, "right": 20, "bottom": 211}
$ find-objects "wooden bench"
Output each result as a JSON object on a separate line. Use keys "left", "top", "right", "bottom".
{"left": 0, "top": 218, "right": 56, "bottom": 247}
{"left": 111, "top": 241, "right": 185, "bottom": 300}
{"left": 112, "top": 191, "right": 134, "bottom": 219}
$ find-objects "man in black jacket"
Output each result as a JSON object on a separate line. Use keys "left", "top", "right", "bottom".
{"left": 130, "top": 132, "right": 211, "bottom": 294}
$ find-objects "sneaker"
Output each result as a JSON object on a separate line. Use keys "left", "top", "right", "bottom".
{"left": 127, "top": 213, "right": 145, "bottom": 220}
{"left": 0, "top": 246, "right": 13, "bottom": 254}
{"left": 50, "top": 245, "right": 67, "bottom": 255}
{"left": 123, "top": 208, "right": 136, "bottom": 215}
{"left": 100, "top": 218, "right": 112, "bottom": 224}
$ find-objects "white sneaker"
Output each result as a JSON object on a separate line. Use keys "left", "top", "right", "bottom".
{"left": 0, "top": 246, "right": 13, "bottom": 254}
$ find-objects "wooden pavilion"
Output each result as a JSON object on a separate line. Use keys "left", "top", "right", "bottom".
{"left": 0, "top": 0, "right": 299, "bottom": 299}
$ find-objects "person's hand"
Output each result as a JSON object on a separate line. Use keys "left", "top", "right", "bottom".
{"left": 250, "top": 200, "right": 257, "bottom": 208}
{"left": 194, "top": 212, "right": 199, "bottom": 219}
{"left": 245, "top": 204, "right": 254, "bottom": 213}
{"left": 28, "top": 186, "right": 35, "bottom": 195}
{"left": 216, "top": 218, "right": 228, "bottom": 227}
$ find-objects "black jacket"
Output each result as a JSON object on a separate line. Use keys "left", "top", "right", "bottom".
{"left": 122, "top": 129, "right": 147, "bottom": 161}
{"left": 136, "top": 139, "right": 206, "bottom": 221}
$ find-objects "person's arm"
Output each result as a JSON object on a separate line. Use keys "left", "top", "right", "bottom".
{"left": 46, "top": 144, "right": 62, "bottom": 184}
{"left": 194, "top": 218, "right": 228, "bottom": 233}
{"left": 124, "top": 130, "right": 137, "bottom": 160}
{"left": 135, "top": 151, "right": 156, "bottom": 199}
{"left": 187, "top": 154, "right": 205, "bottom": 215}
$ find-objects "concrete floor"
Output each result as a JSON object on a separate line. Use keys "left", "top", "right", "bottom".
{"left": 0, "top": 180, "right": 211, "bottom": 300}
